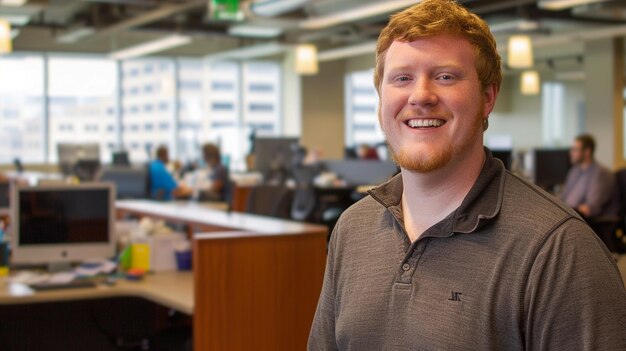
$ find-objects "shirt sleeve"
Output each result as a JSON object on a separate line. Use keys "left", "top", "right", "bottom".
{"left": 524, "top": 217, "right": 626, "bottom": 350}
{"left": 584, "top": 168, "right": 616, "bottom": 217}
{"left": 308, "top": 223, "right": 339, "bottom": 351}
{"left": 150, "top": 161, "right": 178, "bottom": 198}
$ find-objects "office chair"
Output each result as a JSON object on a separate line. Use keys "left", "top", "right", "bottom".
{"left": 290, "top": 166, "right": 318, "bottom": 222}
{"left": 245, "top": 185, "right": 293, "bottom": 219}
{"left": 585, "top": 170, "right": 625, "bottom": 253}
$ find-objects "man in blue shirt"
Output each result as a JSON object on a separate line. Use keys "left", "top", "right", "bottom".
{"left": 149, "top": 145, "right": 190, "bottom": 200}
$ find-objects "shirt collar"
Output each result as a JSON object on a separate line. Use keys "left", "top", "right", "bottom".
{"left": 368, "top": 148, "right": 505, "bottom": 235}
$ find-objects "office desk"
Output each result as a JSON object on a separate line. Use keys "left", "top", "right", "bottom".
{"left": 116, "top": 199, "right": 328, "bottom": 351}
{"left": 0, "top": 271, "right": 193, "bottom": 350}
{"left": 0, "top": 271, "right": 193, "bottom": 314}
{"left": 116, "top": 199, "right": 326, "bottom": 234}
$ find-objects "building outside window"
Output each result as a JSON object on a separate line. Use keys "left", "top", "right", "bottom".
{"left": 121, "top": 59, "right": 175, "bottom": 163}
{"left": 345, "top": 69, "right": 384, "bottom": 149}
{"left": 0, "top": 54, "right": 45, "bottom": 164}
{"left": 177, "top": 58, "right": 205, "bottom": 164}
{"left": 0, "top": 55, "right": 282, "bottom": 170}
{"left": 541, "top": 82, "right": 565, "bottom": 146}
{"left": 48, "top": 56, "right": 118, "bottom": 164}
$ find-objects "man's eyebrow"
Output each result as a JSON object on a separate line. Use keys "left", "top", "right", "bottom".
{"left": 385, "top": 63, "right": 466, "bottom": 74}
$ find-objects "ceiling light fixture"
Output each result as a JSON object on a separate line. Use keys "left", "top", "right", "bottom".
{"left": 228, "top": 25, "right": 283, "bottom": 38}
{"left": 249, "top": 0, "right": 309, "bottom": 17}
{"left": 0, "top": 19, "right": 12, "bottom": 54}
{"left": 204, "top": 42, "right": 288, "bottom": 61}
{"left": 295, "top": 44, "right": 318, "bottom": 75}
{"left": 0, "top": 0, "right": 29, "bottom": 6}
{"left": 56, "top": 27, "right": 96, "bottom": 44}
{"left": 0, "top": 14, "right": 30, "bottom": 26}
{"left": 109, "top": 34, "right": 192, "bottom": 60}
{"left": 300, "top": 0, "right": 422, "bottom": 30}
{"left": 538, "top": 0, "right": 610, "bottom": 11}
{"left": 507, "top": 35, "right": 533, "bottom": 68}
{"left": 520, "top": 70, "right": 540, "bottom": 95}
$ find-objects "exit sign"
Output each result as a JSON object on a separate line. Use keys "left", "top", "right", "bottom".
{"left": 209, "top": 0, "right": 243, "bottom": 21}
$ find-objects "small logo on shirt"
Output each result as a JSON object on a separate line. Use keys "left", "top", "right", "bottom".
{"left": 448, "top": 291, "right": 462, "bottom": 302}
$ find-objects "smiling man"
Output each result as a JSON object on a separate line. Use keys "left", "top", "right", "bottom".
{"left": 307, "top": 1, "right": 626, "bottom": 350}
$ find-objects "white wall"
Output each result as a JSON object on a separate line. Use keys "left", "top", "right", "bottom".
{"left": 487, "top": 74, "right": 585, "bottom": 151}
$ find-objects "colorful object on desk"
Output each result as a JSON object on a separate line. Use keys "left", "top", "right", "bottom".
{"left": 175, "top": 249, "right": 192, "bottom": 271}
{"left": 131, "top": 243, "right": 151, "bottom": 271}
{"left": 125, "top": 268, "right": 146, "bottom": 281}
{"left": 118, "top": 245, "right": 132, "bottom": 270}
{"left": 0, "top": 241, "right": 8, "bottom": 276}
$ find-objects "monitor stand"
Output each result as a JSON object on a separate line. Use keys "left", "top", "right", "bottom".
{"left": 47, "top": 261, "right": 73, "bottom": 273}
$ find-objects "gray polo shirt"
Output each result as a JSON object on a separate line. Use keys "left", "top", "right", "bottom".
{"left": 308, "top": 152, "right": 626, "bottom": 350}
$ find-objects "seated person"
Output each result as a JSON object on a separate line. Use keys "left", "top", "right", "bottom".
{"left": 149, "top": 145, "right": 191, "bottom": 201}
{"left": 195, "top": 143, "right": 228, "bottom": 202}
{"left": 357, "top": 144, "right": 380, "bottom": 160}
{"left": 559, "top": 134, "right": 618, "bottom": 219}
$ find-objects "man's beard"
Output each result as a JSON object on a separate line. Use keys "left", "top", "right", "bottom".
{"left": 382, "top": 108, "right": 485, "bottom": 173}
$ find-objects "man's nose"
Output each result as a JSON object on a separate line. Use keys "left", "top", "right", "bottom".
{"left": 408, "top": 78, "right": 438, "bottom": 107}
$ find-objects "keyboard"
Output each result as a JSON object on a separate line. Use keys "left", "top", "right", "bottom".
{"left": 29, "top": 279, "right": 97, "bottom": 291}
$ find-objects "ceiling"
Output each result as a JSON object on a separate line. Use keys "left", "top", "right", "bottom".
{"left": 2, "top": 0, "right": 626, "bottom": 67}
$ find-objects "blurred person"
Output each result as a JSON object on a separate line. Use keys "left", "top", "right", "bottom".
{"left": 560, "top": 134, "right": 618, "bottom": 219}
{"left": 356, "top": 144, "right": 380, "bottom": 160}
{"left": 195, "top": 143, "right": 228, "bottom": 202}
{"left": 149, "top": 145, "right": 191, "bottom": 201}
{"left": 308, "top": 1, "right": 626, "bottom": 350}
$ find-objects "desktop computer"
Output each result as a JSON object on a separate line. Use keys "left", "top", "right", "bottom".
{"left": 11, "top": 183, "right": 116, "bottom": 271}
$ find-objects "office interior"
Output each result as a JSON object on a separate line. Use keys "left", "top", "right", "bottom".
{"left": 1, "top": 0, "right": 626, "bottom": 350}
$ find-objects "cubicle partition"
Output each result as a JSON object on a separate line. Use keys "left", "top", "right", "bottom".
{"left": 194, "top": 230, "right": 326, "bottom": 350}
{"left": 115, "top": 200, "right": 328, "bottom": 350}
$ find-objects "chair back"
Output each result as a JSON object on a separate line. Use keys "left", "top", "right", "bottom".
{"left": 245, "top": 185, "right": 293, "bottom": 219}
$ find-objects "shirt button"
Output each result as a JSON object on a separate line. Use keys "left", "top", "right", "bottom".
{"left": 402, "top": 263, "right": 410, "bottom": 271}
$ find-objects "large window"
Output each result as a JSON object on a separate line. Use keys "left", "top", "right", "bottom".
{"left": 48, "top": 56, "right": 118, "bottom": 163}
{"left": 0, "top": 54, "right": 45, "bottom": 164}
{"left": 205, "top": 60, "right": 282, "bottom": 170}
{"left": 345, "top": 69, "right": 383, "bottom": 147}
{"left": 0, "top": 54, "right": 282, "bottom": 170}
{"left": 178, "top": 58, "right": 205, "bottom": 164}
{"left": 121, "top": 59, "right": 175, "bottom": 163}
{"left": 542, "top": 82, "right": 565, "bottom": 146}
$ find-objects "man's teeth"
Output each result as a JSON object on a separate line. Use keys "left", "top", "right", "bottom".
{"left": 407, "top": 119, "right": 445, "bottom": 128}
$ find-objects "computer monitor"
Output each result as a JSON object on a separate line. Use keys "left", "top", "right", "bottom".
{"left": 490, "top": 148, "right": 513, "bottom": 170}
{"left": 13, "top": 158, "right": 24, "bottom": 173}
{"left": 10, "top": 183, "right": 116, "bottom": 269}
{"left": 74, "top": 159, "right": 101, "bottom": 181}
{"left": 57, "top": 143, "right": 100, "bottom": 176}
{"left": 112, "top": 151, "right": 130, "bottom": 166}
{"left": 253, "top": 137, "right": 300, "bottom": 183}
{"left": 532, "top": 148, "right": 571, "bottom": 192}
{"left": 0, "top": 181, "right": 8, "bottom": 208}
{"left": 97, "top": 166, "right": 149, "bottom": 199}
{"left": 322, "top": 160, "right": 399, "bottom": 186}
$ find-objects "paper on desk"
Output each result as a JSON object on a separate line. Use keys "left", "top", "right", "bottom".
{"left": 74, "top": 260, "right": 117, "bottom": 277}
{"left": 48, "top": 272, "right": 76, "bottom": 284}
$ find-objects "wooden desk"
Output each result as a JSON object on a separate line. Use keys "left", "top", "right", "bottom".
{"left": 115, "top": 199, "right": 328, "bottom": 351}
{"left": 0, "top": 271, "right": 193, "bottom": 314}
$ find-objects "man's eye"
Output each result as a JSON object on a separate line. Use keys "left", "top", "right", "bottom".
{"left": 438, "top": 74, "right": 454, "bottom": 81}
{"left": 397, "top": 76, "right": 410, "bottom": 82}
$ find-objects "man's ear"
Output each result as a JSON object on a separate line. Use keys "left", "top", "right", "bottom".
{"left": 483, "top": 84, "right": 498, "bottom": 117}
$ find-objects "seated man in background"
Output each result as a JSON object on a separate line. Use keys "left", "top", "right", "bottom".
{"left": 149, "top": 145, "right": 191, "bottom": 201}
{"left": 196, "top": 143, "right": 228, "bottom": 202}
{"left": 560, "top": 134, "right": 618, "bottom": 218}
{"left": 560, "top": 134, "right": 620, "bottom": 251}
